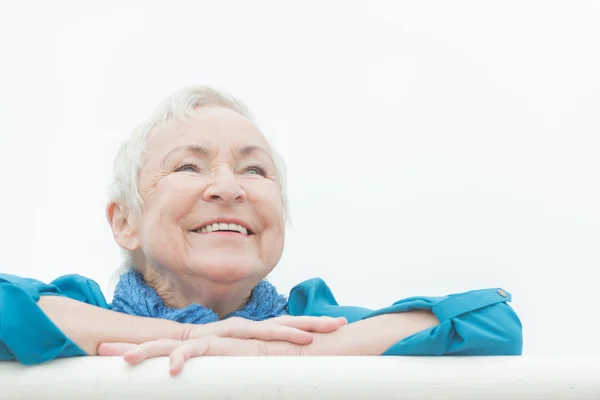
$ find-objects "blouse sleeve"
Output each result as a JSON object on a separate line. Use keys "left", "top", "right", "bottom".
{"left": 0, "top": 273, "right": 108, "bottom": 364}
{"left": 287, "top": 278, "right": 523, "bottom": 356}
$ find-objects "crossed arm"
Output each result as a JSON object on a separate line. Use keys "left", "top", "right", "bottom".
{"left": 2, "top": 275, "right": 521, "bottom": 375}
{"left": 38, "top": 295, "right": 439, "bottom": 373}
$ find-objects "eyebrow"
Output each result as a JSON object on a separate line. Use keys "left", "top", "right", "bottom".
{"left": 161, "top": 144, "right": 273, "bottom": 167}
{"left": 237, "top": 145, "right": 273, "bottom": 158}
{"left": 161, "top": 145, "right": 209, "bottom": 167}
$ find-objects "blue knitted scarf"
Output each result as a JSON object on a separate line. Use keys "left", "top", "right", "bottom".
{"left": 111, "top": 269, "right": 288, "bottom": 323}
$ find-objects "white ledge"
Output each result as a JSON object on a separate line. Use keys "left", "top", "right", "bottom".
{"left": 1, "top": 356, "right": 599, "bottom": 399}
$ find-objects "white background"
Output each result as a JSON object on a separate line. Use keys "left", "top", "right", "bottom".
{"left": 0, "top": 1, "right": 598, "bottom": 356}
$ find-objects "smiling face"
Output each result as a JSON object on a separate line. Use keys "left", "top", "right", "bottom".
{"left": 122, "top": 106, "right": 285, "bottom": 287}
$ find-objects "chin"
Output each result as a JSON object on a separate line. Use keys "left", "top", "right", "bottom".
{"left": 189, "top": 259, "right": 266, "bottom": 284}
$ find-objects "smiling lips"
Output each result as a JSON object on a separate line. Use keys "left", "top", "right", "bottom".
{"left": 192, "top": 222, "right": 253, "bottom": 236}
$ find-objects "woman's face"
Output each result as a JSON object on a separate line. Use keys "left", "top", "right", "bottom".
{"left": 130, "top": 107, "right": 285, "bottom": 284}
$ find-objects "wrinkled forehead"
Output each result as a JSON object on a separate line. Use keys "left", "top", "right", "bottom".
{"left": 144, "top": 106, "right": 272, "bottom": 161}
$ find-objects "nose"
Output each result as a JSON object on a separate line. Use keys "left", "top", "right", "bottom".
{"left": 202, "top": 165, "right": 247, "bottom": 204}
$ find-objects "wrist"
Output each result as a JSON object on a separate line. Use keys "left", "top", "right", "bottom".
{"left": 179, "top": 323, "right": 201, "bottom": 341}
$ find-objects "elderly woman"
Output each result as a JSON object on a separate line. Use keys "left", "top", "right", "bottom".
{"left": 0, "top": 86, "right": 522, "bottom": 375}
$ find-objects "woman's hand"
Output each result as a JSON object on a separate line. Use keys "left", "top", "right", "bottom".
{"left": 184, "top": 315, "right": 347, "bottom": 344}
{"left": 98, "top": 315, "right": 347, "bottom": 360}
{"left": 102, "top": 335, "right": 303, "bottom": 376}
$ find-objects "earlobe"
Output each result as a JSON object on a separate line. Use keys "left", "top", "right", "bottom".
{"left": 106, "top": 201, "right": 140, "bottom": 251}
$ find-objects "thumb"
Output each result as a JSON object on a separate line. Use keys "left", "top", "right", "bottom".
{"left": 97, "top": 342, "right": 138, "bottom": 356}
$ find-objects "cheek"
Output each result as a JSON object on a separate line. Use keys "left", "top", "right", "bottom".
{"left": 251, "top": 185, "right": 286, "bottom": 260}
{"left": 139, "top": 184, "right": 193, "bottom": 268}
{"left": 152, "top": 176, "right": 204, "bottom": 221}
{"left": 246, "top": 182, "right": 284, "bottom": 229}
{"left": 138, "top": 178, "right": 204, "bottom": 249}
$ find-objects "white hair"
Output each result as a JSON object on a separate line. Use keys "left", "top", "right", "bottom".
{"left": 108, "top": 85, "right": 289, "bottom": 274}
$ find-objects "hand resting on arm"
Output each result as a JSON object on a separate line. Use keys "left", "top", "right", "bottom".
{"left": 38, "top": 296, "right": 347, "bottom": 356}
{"left": 98, "top": 278, "right": 523, "bottom": 376}
{"left": 99, "top": 310, "right": 440, "bottom": 376}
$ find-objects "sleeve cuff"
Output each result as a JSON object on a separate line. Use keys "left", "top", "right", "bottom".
{"left": 432, "top": 288, "right": 512, "bottom": 322}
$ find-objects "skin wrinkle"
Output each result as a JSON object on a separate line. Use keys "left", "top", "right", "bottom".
{"left": 108, "top": 106, "right": 285, "bottom": 319}
{"left": 143, "top": 267, "right": 188, "bottom": 308}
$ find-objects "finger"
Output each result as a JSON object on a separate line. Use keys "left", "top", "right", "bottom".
{"left": 97, "top": 342, "right": 137, "bottom": 356}
{"left": 274, "top": 316, "right": 348, "bottom": 333}
{"left": 229, "top": 324, "right": 313, "bottom": 345}
{"left": 169, "top": 338, "right": 211, "bottom": 376}
{"left": 124, "top": 339, "right": 182, "bottom": 365}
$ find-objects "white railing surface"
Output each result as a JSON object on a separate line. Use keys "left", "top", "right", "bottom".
{"left": 1, "top": 356, "right": 599, "bottom": 399}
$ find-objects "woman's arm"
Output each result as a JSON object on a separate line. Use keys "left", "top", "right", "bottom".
{"left": 105, "top": 300, "right": 519, "bottom": 376}
{"left": 1, "top": 274, "right": 346, "bottom": 364}
{"left": 288, "top": 278, "right": 523, "bottom": 356}
{"left": 40, "top": 299, "right": 436, "bottom": 357}
{"left": 299, "top": 310, "right": 440, "bottom": 356}
{"left": 1, "top": 274, "right": 190, "bottom": 364}
{"left": 101, "top": 310, "right": 441, "bottom": 375}
{"left": 38, "top": 296, "right": 188, "bottom": 356}
{"left": 105, "top": 282, "right": 522, "bottom": 375}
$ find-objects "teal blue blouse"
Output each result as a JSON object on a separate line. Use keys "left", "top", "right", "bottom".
{"left": 0, "top": 273, "right": 522, "bottom": 364}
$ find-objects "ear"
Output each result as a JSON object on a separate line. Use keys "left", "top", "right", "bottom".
{"left": 106, "top": 200, "right": 141, "bottom": 251}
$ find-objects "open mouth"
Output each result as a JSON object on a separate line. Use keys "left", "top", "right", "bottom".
{"left": 192, "top": 222, "right": 254, "bottom": 235}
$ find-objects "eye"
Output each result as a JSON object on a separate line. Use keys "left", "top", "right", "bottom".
{"left": 244, "top": 164, "right": 267, "bottom": 177}
{"left": 174, "top": 163, "right": 199, "bottom": 173}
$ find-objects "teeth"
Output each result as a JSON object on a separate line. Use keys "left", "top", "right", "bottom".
{"left": 197, "top": 222, "right": 250, "bottom": 235}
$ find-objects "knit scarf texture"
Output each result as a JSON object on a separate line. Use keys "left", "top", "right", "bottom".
{"left": 111, "top": 269, "right": 288, "bottom": 323}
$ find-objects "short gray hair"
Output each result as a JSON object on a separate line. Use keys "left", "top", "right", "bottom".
{"left": 108, "top": 85, "right": 289, "bottom": 271}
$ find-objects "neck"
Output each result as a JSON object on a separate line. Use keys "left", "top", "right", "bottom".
{"left": 141, "top": 267, "right": 258, "bottom": 319}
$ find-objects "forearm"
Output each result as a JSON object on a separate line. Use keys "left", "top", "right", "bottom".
{"left": 301, "top": 310, "right": 439, "bottom": 356}
{"left": 38, "top": 296, "right": 188, "bottom": 356}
